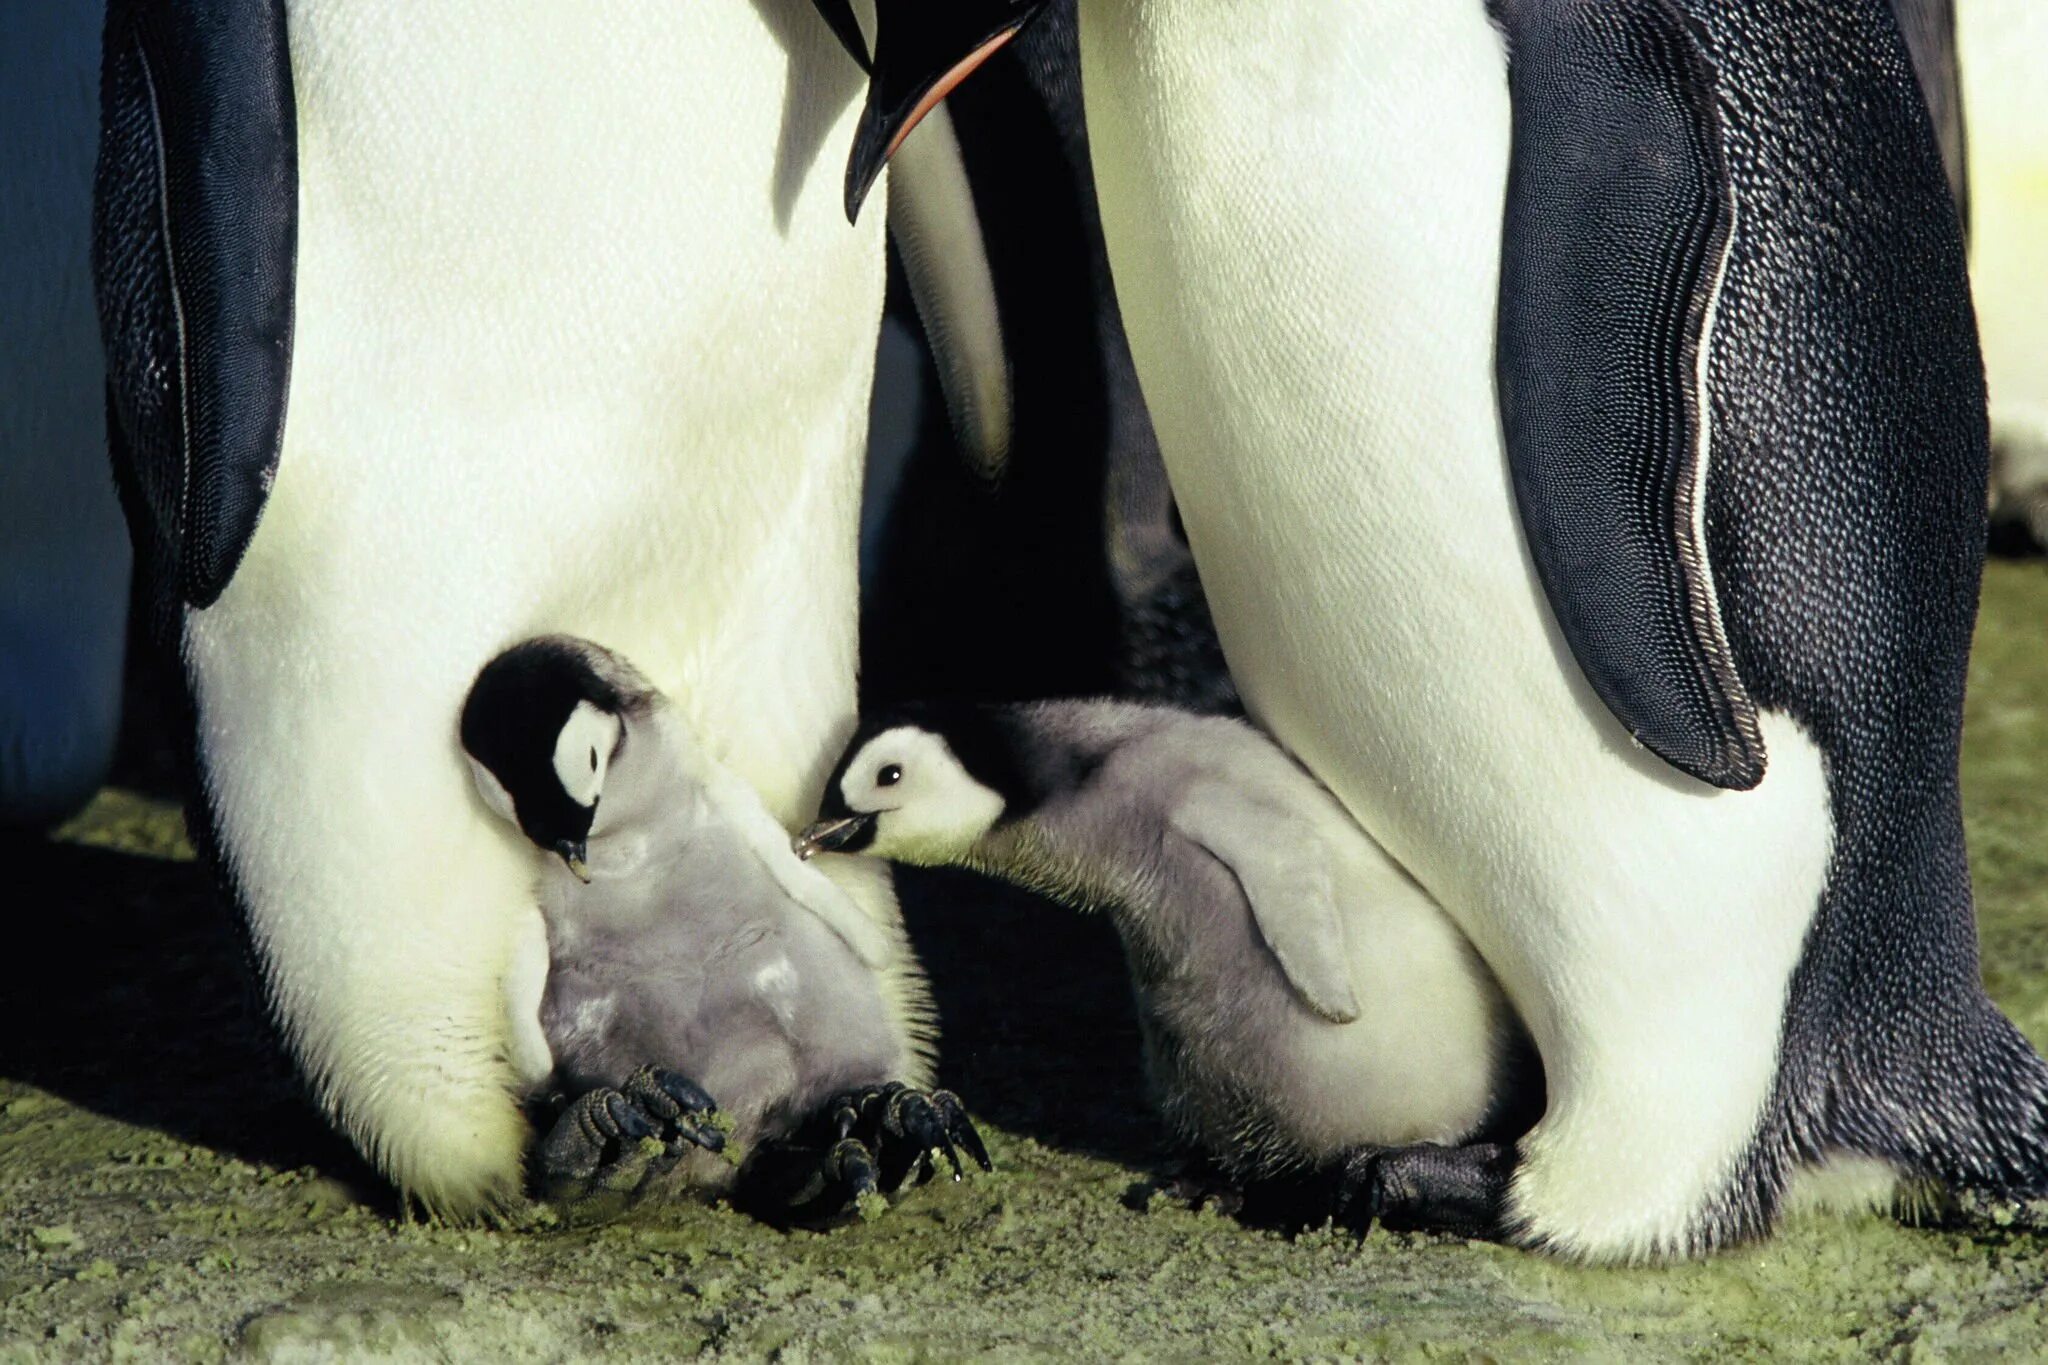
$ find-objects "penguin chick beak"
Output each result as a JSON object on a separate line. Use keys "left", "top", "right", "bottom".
{"left": 843, "top": 0, "right": 1051, "bottom": 223}
{"left": 554, "top": 838, "right": 591, "bottom": 883}
{"left": 793, "top": 814, "right": 877, "bottom": 860}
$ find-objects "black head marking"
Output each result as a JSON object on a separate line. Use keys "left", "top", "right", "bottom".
{"left": 821, "top": 701, "right": 1065, "bottom": 825}
{"left": 460, "top": 637, "right": 641, "bottom": 854}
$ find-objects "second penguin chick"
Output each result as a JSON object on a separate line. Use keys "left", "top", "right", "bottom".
{"left": 800, "top": 699, "right": 1530, "bottom": 1207}
{"left": 461, "top": 636, "right": 989, "bottom": 1216}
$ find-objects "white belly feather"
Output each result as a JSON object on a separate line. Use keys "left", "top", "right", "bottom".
{"left": 185, "top": 0, "right": 887, "bottom": 1211}
{"left": 1081, "top": 0, "right": 1832, "bottom": 1257}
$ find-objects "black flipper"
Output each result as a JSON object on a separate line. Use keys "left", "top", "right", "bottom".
{"left": 94, "top": 0, "right": 297, "bottom": 611}
{"left": 1889, "top": 0, "right": 1968, "bottom": 233}
{"left": 1492, "top": 0, "right": 1766, "bottom": 791}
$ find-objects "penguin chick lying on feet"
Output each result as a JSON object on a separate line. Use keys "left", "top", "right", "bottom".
{"left": 461, "top": 637, "right": 989, "bottom": 1220}
{"left": 800, "top": 699, "right": 1532, "bottom": 1230}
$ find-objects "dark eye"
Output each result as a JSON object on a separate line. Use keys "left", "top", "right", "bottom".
{"left": 590, "top": 746, "right": 598, "bottom": 772}
{"left": 877, "top": 763, "right": 903, "bottom": 787}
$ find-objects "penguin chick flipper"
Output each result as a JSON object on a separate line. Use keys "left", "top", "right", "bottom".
{"left": 1168, "top": 786, "right": 1362, "bottom": 1024}
{"left": 1337, "top": 1142, "right": 1515, "bottom": 1243}
{"left": 1491, "top": 0, "right": 1766, "bottom": 791}
{"left": 701, "top": 754, "right": 894, "bottom": 968}
{"left": 95, "top": 0, "right": 296, "bottom": 609}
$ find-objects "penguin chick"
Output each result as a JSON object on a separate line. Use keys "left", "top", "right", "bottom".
{"left": 461, "top": 636, "right": 988, "bottom": 1216}
{"left": 800, "top": 699, "right": 1530, "bottom": 1200}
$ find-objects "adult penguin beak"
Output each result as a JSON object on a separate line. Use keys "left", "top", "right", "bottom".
{"left": 553, "top": 838, "right": 591, "bottom": 883}
{"left": 793, "top": 813, "right": 877, "bottom": 860}
{"left": 841, "top": 0, "right": 1052, "bottom": 224}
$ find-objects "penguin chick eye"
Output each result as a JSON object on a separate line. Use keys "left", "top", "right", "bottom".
{"left": 877, "top": 763, "right": 903, "bottom": 788}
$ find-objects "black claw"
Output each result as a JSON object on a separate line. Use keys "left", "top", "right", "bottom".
{"left": 622, "top": 1066, "right": 727, "bottom": 1153}
{"left": 743, "top": 1083, "right": 992, "bottom": 1227}
{"left": 878, "top": 1090, "right": 951, "bottom": 1191}
{"left": 932, "top": 1089, "right": 993, "bottom": 1173}
{"left": 833, "top": 1136, "right": 881, "bottom": 1201}
{"left": 639, "top": 1065, "right": 718, "bottom": 1118}
{"left": 601, "top": 1090, "right": 657, "bottom": 1143}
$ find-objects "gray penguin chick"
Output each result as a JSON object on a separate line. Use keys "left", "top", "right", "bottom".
{"left": 461, "top": 637, "right": 989, "bottom": 1215}
{"left": 801, "top": 699, "right": 1530, "bottom": 1218}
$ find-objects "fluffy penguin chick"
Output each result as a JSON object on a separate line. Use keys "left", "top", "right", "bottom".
{"left": 461, "top": 637, "right": 987, "bottom": 1210}
{"left": 802, "top": 699, "right": 1527, "bottom": 1187}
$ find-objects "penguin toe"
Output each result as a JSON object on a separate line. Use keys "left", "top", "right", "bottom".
{"left": 533, "top": 1086, "right": 668, "bottom": 1211}
{"left": 931, "top": 1088, "right": 995, "bottom": 1175}
{"left": 622, "top": 1065, "right": 727, "bottom": 1154}
{"left": 861, "top": 1084, "right": 995, "bottom": 1191}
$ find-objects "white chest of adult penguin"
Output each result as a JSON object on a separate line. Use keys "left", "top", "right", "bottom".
{"left": 93, "top": 0, "right": 901, "bottom": 1215}
{"left": 841, "top": 0, "right": 2048, "bottom": 1259}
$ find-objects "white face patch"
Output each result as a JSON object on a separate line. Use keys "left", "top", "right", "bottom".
{"left": 466, "top": 755, "right": 518, "bottom": 825}
{"left": 840, "top": 726, "right": 1006, "bottom": 864}
{"left": 553, "top": 702, "right": 622, "bottom": 813}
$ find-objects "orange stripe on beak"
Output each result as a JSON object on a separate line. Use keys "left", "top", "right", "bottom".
{"left": 883, "top": 24, "right": 1026, "bottom": 162}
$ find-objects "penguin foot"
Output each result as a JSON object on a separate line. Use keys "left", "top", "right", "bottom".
{"left": 829, "top": 1081, "right": 995, "bottom": 1191}
{"left": 740, "top": 1082, "right": 993, "bottom": 1228}
{"left": 535, "top": 1067, "right": 727, "bottom": 1209}
{"left": 1335, "top": 1141, "right": 1514, "bottom": 1242}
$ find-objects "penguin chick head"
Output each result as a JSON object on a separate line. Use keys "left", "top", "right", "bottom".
{"left": 798, "top": 710, "right": 1013, "bottom": 865}
{"left": 460, "top": 636, "right": 651, "bottom": 881}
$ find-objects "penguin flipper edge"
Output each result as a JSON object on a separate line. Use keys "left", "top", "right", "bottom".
{"left": 95, "top": 0, "right": 297, "bottom": 610}
{"left": 1170, "top": 786, "right": 1363, "bottom": 1026}
{"left": 1491, "top": 0, "right": 1766, "bottom": 791}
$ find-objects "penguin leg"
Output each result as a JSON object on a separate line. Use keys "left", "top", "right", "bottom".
{"left": 1336, "top": 1143, "right": 1515, "bottom": 1242}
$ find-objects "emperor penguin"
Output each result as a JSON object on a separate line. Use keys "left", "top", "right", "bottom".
{"left": 460, "top": 637, "right": 984, "bottom": 1214}
{"left": 838, "top": 0, "right": 2048, "bottom": 1259}
{"left": 1, "top": 0, "right": 130, "bottom": 826}
{"left": 802, "top": 699, "right": 1528, "bottom": 1224}
{"left": 94, "top": 0, "right": 898, "bottom": 1215}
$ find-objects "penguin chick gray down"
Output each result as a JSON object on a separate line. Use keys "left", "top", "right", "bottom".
{"left": 461, "top": 637, "right": 989, "bottom": 1217}
{"left": 800, "top": 699, "right": 1530, "bottom": 1215}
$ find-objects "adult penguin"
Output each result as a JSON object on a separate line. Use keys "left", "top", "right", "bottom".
{"left": 1, "top": 0, "right": 130, "bottom": 827}
{"left": 841, "top": 0, "right": 2048, "bottom": 1259}
{"left": 95, "top": 0, "right": 906, "bottom": 1215}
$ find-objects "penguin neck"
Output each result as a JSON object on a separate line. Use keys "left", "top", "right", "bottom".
{"left": 967, "top": 820, "right": 1158, "bottom": 930}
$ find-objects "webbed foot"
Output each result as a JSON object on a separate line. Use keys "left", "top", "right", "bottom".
{"left": 535, "top": 1066, "right": 726, "bottom": 1211}
{"left": 742, "top": 1082, "right": 992, "bottom": 1227}
{"left": 1336, "top": 1141, "right": 1514, "bottom": 1241}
